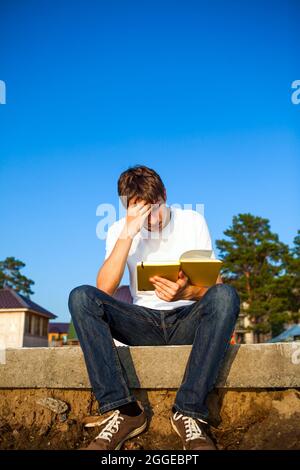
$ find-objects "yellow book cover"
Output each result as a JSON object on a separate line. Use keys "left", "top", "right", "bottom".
{"left": 137, "top": 249, "right": 222, "bottom": 291}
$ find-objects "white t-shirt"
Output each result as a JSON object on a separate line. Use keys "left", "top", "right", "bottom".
{"left": 104, "top": 206, "right": 216, "bottom": 310}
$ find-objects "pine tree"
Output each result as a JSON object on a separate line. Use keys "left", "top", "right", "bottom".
{"left": 216, "top": 213, "right": 293, "bottom": 342}
{"left": 0, "top": 257, "right": 34, "bottom": 297}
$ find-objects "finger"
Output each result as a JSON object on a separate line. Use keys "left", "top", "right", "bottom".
{"left": 130, "top": 198, "right": 144, "bottom": 209}
{"left": 139, "top": 203, "right": 151, "bottom": 215}
{"left": 132, "top": 200, "right": 145, "bottom": 211}
{"left": 177, "top": 270, "right": 189, "bottom": 285}
{"left": 152, "top": 280, "right": 174, "bottom": 296}
{"left": 140, "top": 207, "right": 152, "bottom": 221}
{"left": 151, "top": 279, "right": 176, "bottom": 296}
{"left": 155, "top": 288, "right": 171, "bottom": 301}
{"left": 151, "top": 276, "right": 178, "bottom": 289}
{"left": 128, "top": 196, "right": 141, "bottom": 208}
{"left": 179, "top": 270, "right": 189, "bottom": 280}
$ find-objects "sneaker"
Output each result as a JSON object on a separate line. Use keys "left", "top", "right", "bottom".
{"left": 81, "top": 401, "right": 147, "bottom": 450}
{"left": 170, "top": 410, "right": 217, "bottom": 450}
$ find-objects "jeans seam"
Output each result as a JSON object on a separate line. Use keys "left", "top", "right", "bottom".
{"left": 160, "top": 311, "right": 168, "bottom": 343}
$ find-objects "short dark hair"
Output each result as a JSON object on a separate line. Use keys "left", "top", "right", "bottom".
{"left": 118, "top": 165, "right": 166, "bottom": 207}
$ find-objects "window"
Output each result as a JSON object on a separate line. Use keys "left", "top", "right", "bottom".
{"left": 42, "top": 318, "right": 48, "bottom": 337}
{"left": 25, "top": 314, "right": 49, "bottom": 336}
{"left": 30, "top": 315, "right": 35, "bottom": 335}
{"left": 24, "top": 313, "right": 31, "bottom": 334}
{"left": 33, "top": 315, "right": 40, "bottom": 336}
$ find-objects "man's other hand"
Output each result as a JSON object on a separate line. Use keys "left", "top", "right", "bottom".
{"left": 149, "top": 270, "right": 207, "bottom": 302}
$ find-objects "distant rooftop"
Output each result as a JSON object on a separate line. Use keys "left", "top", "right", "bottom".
{"left": 0, "top": 287, "right": 57, "bottom": 319}
{"left": 268, "top": 324, "right": 300, "bottom": 343}
{"left": 49, "top": 322, "right": 70, "bottom": 334}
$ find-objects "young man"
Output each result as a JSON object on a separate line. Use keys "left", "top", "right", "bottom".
{"left": 68, "top": 165, "right": 240, "bottom": 451}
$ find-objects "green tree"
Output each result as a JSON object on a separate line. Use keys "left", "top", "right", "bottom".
{"left": 285, "top": 230, "right": 300, "bottom": 317}
{"left": 216, "top": 213, "right": 293, "bottom": 342}
{"left": 0, "top": 257, "right": 34, "bottom": 297}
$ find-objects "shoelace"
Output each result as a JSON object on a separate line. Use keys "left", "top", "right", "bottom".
{"left": 173, "top": 411, "right": 206, "bottom": 442}
{"left": 95, "top": 409, "right": 124, "bottom": 442}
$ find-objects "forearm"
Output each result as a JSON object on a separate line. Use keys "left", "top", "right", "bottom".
{"left": 96, "top": 226, "right": 133, "bottom": 295}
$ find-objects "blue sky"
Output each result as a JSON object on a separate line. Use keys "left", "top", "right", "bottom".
{"left": 0, "top": 0, "right": 299, "bottom": 321}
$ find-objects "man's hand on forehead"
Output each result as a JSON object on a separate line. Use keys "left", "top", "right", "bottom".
{"left": 124, "top": 198, "right": 152, "bottom": 238}
{"left": 129, "top": 197, "right": 148, "bottom": 207}
{"left": 129, "top": 198, "right": 162, "bottom": 211}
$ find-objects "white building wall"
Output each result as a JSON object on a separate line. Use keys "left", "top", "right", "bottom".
{"left": 244, "top": 315, "right": 254, "bottom": 344}
{"left": 0, "top": 311, "right": 25, "bottom": 348}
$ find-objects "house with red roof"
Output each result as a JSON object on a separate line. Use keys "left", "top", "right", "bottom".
{"left": 0, "top": 287, "right": 57, "bottom": 348}
{"left": 48, "top": 322, "right": 70, "bottom": 346}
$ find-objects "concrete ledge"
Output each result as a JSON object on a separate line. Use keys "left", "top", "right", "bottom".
{"left": 0, "top": 343, "right": 300, "bottom": 389}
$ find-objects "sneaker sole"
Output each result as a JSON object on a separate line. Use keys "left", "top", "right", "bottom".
{"left": 114, "top": 419, "right": 148, "bottom": 450}
{"left": 170, "top": 417, "right": 187, "bottom": 451}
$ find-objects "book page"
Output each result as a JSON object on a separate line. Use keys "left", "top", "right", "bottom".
{"left": 180, "top": 259, "right": 222, "bottom": 287}
{"left": 180, "top": 249, "right": 213, "bottom": 261}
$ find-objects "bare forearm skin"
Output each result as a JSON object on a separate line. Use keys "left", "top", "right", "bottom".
{"left": 96, "top": 225, "right": 133, "bottom": 295}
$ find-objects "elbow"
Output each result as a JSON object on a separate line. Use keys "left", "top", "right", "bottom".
{"left": 96, "top": 281, "right": 116, "bottom": 297}
{"left": 96, "top": 274, "right": 117, "bottom": 297}
{"left": 96, "top": 262, "right": 120, "bottom": 296}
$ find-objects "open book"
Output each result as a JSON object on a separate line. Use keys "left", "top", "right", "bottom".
{"left": 137, "top": 249, "right": 222, "bottom": 291}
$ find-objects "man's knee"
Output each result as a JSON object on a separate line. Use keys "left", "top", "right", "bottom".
{"left": 68, "top": 284, "right": 96, "bottom": 315}
{"left": 207, "top": 284, "right": 240, "bottom": 317}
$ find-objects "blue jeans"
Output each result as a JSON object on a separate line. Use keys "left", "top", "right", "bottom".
{"left": 68, "top": 283, "right": 240, "bottom": 423}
